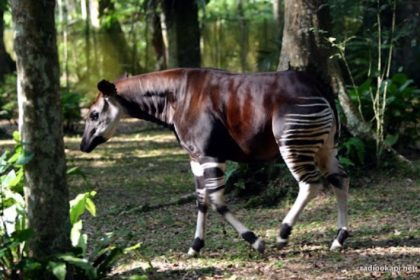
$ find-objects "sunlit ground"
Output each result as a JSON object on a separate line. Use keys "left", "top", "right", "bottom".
{"left": 1, "top": 119, "right": 419, "bottom": 279}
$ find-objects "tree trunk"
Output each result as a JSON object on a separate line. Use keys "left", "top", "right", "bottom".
{"left": 278, "top": 0, "right": 374, "bottom": 140}
{"left": 278, "top": 0, "right": 329, "bottom": 76}
{"left": 162, "top": 0, "right": 201, "bottom": 68}
{"left": 98, "top": 0, "right": 138, "bottom": 73}
{"left": 11, "top": 0, "right": 72, "bottom": 264}
{"left": 149, "top": 2, "right": 167, "bottom": 70}
{"left": 395, "top": 0, "right": 420, "bottom": 87}
{"left": 58, "top": 0, "right": 70, "bottom": 89}
{"left": 0, "top": 3, "right": 15, "bottom": 82}
{"left": 237, "top": 0, "right": 249, "bottom": 71}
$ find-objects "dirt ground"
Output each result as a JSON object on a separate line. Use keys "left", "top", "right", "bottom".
{"left": 1, "top": 120, "right": 419, "bottom": 279}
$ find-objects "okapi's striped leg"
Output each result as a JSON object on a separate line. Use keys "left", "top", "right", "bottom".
{"left": 319, "top": 150, "right": 350, "bottom": 250}
{"left": 277, "top": 145, "right": 324, "bottom": 248}
{"left": 275, "top": 97, "right": 334, "bottom": 248}
{"left": 188, "top": 161, "right": 209, "bottom": 257}
{"left": 330, "top": 175, "right": 350, "bottom": 250}
{"left": 277, "top": 180, "right": 322, "bottom": 248}
{"left": 202, "top": 159, "right": 265, "bottom": 253}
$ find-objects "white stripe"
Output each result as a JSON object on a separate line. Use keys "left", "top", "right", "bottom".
{"left": 202, "top": 162, "right": 226, "bottom": 170}
{"left": 297, "top": 96, "right": 327, "bottom": 100}
{"left": 190, "top": 161, "right": 204, "bottom": 177}
{"left": 224, "top": 212, "right": 249, "bottom": 234}
{"left": 285, "top": 108, "right": 332, "bottom": 117}
{"left": 296, "top": 103, "right": 329, "bottom": 107}
{"left": 277, "top": 236, "right": 288, "bottom": 243}
{"left": 194, "top": 211, "right": 206, "bottom": 239}
{"left": 205, "top": 177, "right": 225, "bottom": 188}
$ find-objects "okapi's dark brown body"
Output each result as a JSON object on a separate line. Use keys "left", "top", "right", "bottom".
{"left": 114, "top": 68, "right": 336, "bottom": 163}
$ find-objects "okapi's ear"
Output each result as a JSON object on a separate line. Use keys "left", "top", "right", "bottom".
{"left": 97, "top": 80, "right": 117, "bottom": 97}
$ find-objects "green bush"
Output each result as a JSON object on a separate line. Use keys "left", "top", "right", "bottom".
{"left": 338, "top": 136, "right": 366, "bottom": 168}
{"left": 0, "top": 132, "right": 144, "bottom": 280}
{"left": 0, "top": 75, "right": 82, "bottom": 131}
{"left": 348, "top": 73, "right": 420, "bottom": 150}
{"left": 0, "top": 74, "right": 18, "bottom": 121}
{"left": 61, "top": 89, "right": 82, "bottom": 132}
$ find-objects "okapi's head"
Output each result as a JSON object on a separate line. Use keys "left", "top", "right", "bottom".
{"left": 80, "top": 80, "right": 123, "bottom": 153}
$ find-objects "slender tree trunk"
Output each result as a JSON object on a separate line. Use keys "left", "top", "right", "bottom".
{"left": 83, "top": 0, "right": 92, "bottom": 75}
{"left": 395, "top": 0, "right": 420, "bottom": 87}
{"left": 237, "top": 0, "right": 249, "bottom": 71}
{"left": 58, "top": 0, "right": 70, "bottom": 89}
{"left": 0, "top": 3, "right": 15, "bottom": 82}
{"left": 162, "top": 0, "right": 201, "bottom": 68}
{"left": 99, "top": 0, "right": 138, "bottom": 73}
{"left": 11, "top": 0, "right": 72, "bottom": 265}
{"left": 149, "top": 2, "right": 166, "bottom": 70}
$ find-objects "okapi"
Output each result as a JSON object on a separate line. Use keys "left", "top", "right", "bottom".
{"left": 80, "top": 68, "right": 349, "bottom": 256}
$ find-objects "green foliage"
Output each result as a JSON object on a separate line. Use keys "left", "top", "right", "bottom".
{"left": 348, "top": 73, "right": 420, "bottom": 149}
{"left": 61, "top": 89, "right": 82, "bottom": 132}
{"left": 339, "top": 136, "right": 366, "bottom": 167}
{"left": 0, "top": 74, "right": 18, "bottom": 121}
{"left": 330, "top": 0, "right": 419, "bottom": 162}
{"left": 70, "top": 191, "right": 96, "bottom": 225}
{"left": 0, "top": 75, "right": 82, "bottom": 131}
{"left": 0, "top": 132, "right": 144, "bottom": 280}
{"left": 0, "top": 132, "right": 32, "bottom": 279}
{"left": 383, "top": 73, "right": 420, "bottom": 147}
{"left": 203, "top": 0, "right": 273, "bottom": 21}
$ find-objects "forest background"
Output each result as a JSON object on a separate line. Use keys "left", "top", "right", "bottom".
{"left": 0, "top": 0, "right": 419, "bottom": 279}
{"left": 1, "top": 0, "right": 419, "bottom": 164}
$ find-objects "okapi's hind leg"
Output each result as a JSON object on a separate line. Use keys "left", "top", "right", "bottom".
{"left": 201, "top": 158, "right": 265, "bottom": 254}
{"left": 330, "top": 176, "right": 349, "bottom": 250}
{"left": 317, "top": 148, "right": 350, "bottom": 250}
{"left": 276, "top": 152, "right": 323, "bottom": 248}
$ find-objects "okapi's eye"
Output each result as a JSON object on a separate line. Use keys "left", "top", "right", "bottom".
{"left": 90, "top": 111, "right": 99, "bottom": 121}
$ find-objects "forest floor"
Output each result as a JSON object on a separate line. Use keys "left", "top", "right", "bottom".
{"left": 1, "top": 120, "right": 419, "bottom": 279}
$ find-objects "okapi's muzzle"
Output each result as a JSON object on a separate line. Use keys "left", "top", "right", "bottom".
{"left": 80, "top": 135, "right": 107, "bottom": 153}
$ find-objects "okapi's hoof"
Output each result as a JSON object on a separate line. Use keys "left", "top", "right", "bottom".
{"left": 276, "top": 241, "right": 288, "bottom": 249}
{"left": 187, "top": 237, "right": 204, "bottom": 258}
{"left": 252, "top": 238, "right": 265, "bottom": 254}
{"left": 330, "top": 228, "right": 349, "bottom": 251}
{"left": 186, "top": 247, "right": 200, "bottom": 258}
{"left": 330, "top": 239, "right": 343, "bottom": 251}
{"left": 276, "top": 236, "right": 288, "bottom": 249}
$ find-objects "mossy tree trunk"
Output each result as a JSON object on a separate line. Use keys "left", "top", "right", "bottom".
{"left": 162, "top": 0, "right": 201, "bottom": 68}
{"left": 11, "top": 0, "right": 72, "bottom": 265}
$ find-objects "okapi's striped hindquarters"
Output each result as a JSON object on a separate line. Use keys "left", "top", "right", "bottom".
{"left": 275, "top": 96, "right": 349, "bottom": 250}
{"left": 80, "top": 68, "right": 349, "bottom": 257}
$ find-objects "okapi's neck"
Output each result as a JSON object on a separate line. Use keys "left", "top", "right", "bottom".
{"left": 114, "top": 70, "right": 187, "bottom": 127}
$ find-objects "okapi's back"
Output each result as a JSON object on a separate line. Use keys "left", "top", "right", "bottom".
{"left": 176, "top": 69, "right": 338, "bottom": 162}
{"left": 188, "top": 69, "right": 334, "bottom": 115}
{"left": 188, "top": 69, "right": 337, "bottom": 130}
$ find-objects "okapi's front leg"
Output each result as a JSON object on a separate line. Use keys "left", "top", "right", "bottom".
{"left": 188, "top": 161, "right": 209, "bottom": 257}
{"left": 201, "top": 158, "right": 265, "bottom": 254}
